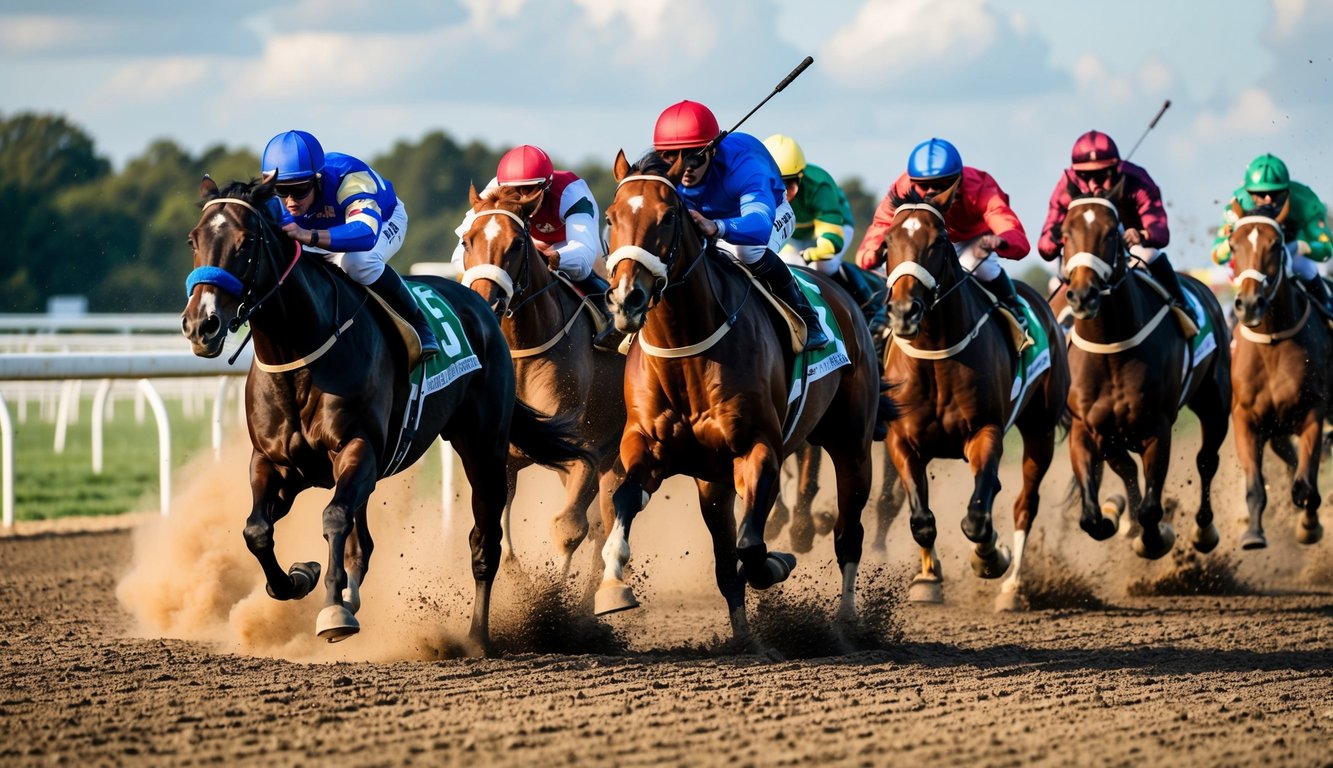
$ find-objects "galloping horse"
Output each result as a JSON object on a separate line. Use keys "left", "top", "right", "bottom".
{"left": 596, "top": 151, "right": 883, "bottom": 643}
{"left": 1058, "top": 192, "right": 1230, "bottom": 558}
{"left": 181, "top": 177, "right": 586, "bottom": 652}
{"left": 882, "top": 193, "right": 1069, "bottom": 611}
{"left": 1227, "top": 203, "right": 1329, "bottom": 548}
{"left": 456, "top": 183, "right": 627, "bottom": 573}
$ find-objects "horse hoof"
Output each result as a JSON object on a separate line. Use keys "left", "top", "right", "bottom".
{"left": 907, "top": 575, "right": 944, "bottom": 604}
{"left": 764, "top": 552, "right": 797, "bottom": 586}
{"left": 1240, "top": 530, "right": 1268, "bottom": 550}
{"left": 1133, "top": 523, "right": 1176, "bottom": 560}
{"left": 1297, "top": 520, "right": 1324, "bottom": 545}
{"left": 342, "top": 576, "right": 361, "bottom": 615}
{"left": 995, "top": 583, "right": 1025, "bottom": 613}
{"left": 266, "top": 561, "right": 322, "bottom": 601}
{"left": 316, "top": 605, "right": 360, "bottom": 642}
{"left": 594, "top": 581, "right": 639, "bottom": 615}
{"left": 1192, "top": 522, "right": 1220, "bottom": 554}
{"left": 971, "top": 543, "right": 1012, "bottom": 579}
{"left": 1082, "top": 515, "right": 1117, "bottom": 542}
{"left": 812, "top": 512, "right": 836, "bottom": 536}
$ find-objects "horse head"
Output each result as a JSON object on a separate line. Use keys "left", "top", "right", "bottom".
{"left": 604, "top": 149, "right": 689, "bottom": 333}
{"left": 1060, "top": 184, "right": 1127, "bottom": 319}
{"left": 1229, "top": 202, "right": 1290, "bottom": 327}
{"left": 458, "top": 183, "right": 545, "bottom": 318}
{"left": 882, "top": 191, "right": 957, "bottom": 338}
{"left": 182, "top": 174, "right": 288, "bottom": 357}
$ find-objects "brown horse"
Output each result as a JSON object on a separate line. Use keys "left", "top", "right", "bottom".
{"left": 1227, "top": 204, "right": 1329, "bottom": 548}
{"left": 769, "top": 442, "right": 906, "bottom": 554}
{"left": 181, "top": 177, "right": 586, "bottom": 653}
{"left": 1057, "top": 192, "right": 1231, "bottom": 558}
{"left": 595, "top": 151, "right": 883, "bottom": 643}
{"left": 456, "top": 184, "right": 627, "bottom": 574}
{"left": 882, "top": 193, "right": 1070, "bottom": 611}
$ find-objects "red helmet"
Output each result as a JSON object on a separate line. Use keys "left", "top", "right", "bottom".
{"left": 496, "top": 145, "right": 554, "bottom": 187}
{"left": 1071, "top": 130, "right": 1120, "bottom": 171}
{"left": 653, "top": 101, "right": 719, "bottom": 151}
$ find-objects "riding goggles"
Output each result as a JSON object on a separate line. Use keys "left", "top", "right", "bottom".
{"left": 274, "top": 180, "right": 316, "bottom": 199}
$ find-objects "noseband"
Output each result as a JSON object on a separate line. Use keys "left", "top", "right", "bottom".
{"left": 1061, "top": 197, "right": 1128, "bottom": 291}
{"left": 186, "top": 197, "right": 302, "bottom": 332}
{"left": 606, "top": 174, "right": 701, "bottom": 306}
{"left": 1230, "top": 215, "right": 1288, "bottom": 304}
{"left": 884, "top": 203, "right": 957, "bottom": 308}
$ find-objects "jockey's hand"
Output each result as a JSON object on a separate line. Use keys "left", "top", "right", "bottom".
{"left": 1122, "top": 228, "right": 1144, "bottom": 248}
{"left": 977, "top": 234, "right": 1003, "bottom": 253}
{"left": 859, "top": 241, "right": 886, "bottom": 270}
{"left": 688, "top": 209, "right": 720, "bottom": 238}
{"left": 282, "top": 222, "right": 315, "bottom": 246}
{"left": 801, "top": 238, "right": 837, "bottom": 263}
{"left": 1297, "top": 239, "right": 1313, "bottom": 256}
{"left": 537, "top": 244, "right": 561, "bottom": 270}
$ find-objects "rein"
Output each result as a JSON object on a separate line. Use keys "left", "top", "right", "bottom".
{"left": 607, "top": 173, "right": 745, "bottom": 358}
{"left": 188, "top": 196, "right": 365, "bottom": 372}
{"left": 460, "top": 207, "right": 584, "bottom": 358}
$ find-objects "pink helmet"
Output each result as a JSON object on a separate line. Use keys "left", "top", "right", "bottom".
{"left": 496, "top": 145, "right": 554, "bottom": 187}
{"left": 1071, "top": 130, "right": 1120, "bottom": 171}
{"left": 653, "top": 101, "right": 720, "bottom": 151}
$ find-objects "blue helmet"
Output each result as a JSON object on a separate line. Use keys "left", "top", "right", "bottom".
{"left": 262, "top": 130, "right": 325, "bottom": 182}
{"left": 907, "top": 138, "right": 962, "bottom": 179}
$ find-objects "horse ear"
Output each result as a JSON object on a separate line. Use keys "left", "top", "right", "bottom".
{"left": 469, "top": 183, "right": 482, "bottom": 207}
{"left": 200, "top": 174, "right": 219, "bottom": 200}
{"left": 614, "top": 149, "right": 630, "bottom": 182}
{"left": 1229, "top": 198, "right": 1246, "bottom": 219}
{"left": 1276, "top": 194, "right": 1291, "bottom": 223}
{"left": 259, "top": 170, "right": 277, "bottom": 190}
{"left": 932, "top": 176, "right": 961, "bottom": 209}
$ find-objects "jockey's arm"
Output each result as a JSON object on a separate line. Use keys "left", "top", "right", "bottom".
{"left": 981, "top": 191, "right": 1030, "bottom": 259}
{"left": 548, "top": 182, "right": 602, "bottom": 281}
{"left": 802, "top": 219, "right": 844, "bottom": 262}
{"left": 856, "top": 192, "right": 897, "bottom": 269}
{"left": 323, "top": 195, "right": 382, "bottom": 252}
{"left": 1036, "top": 179, "right": 1070, "bottom": 261}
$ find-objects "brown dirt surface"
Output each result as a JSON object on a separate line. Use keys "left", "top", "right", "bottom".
{"left": 2, "top": 438, "right": 1332, "bottom": 766}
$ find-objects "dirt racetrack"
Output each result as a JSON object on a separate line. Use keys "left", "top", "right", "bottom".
{"left": 3, "top": 435, "right": 1332, "bottom": 767}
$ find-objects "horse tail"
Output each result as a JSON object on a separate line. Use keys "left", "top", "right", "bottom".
{"left": 508, "top": 399, "right": 594, "bottom": 469}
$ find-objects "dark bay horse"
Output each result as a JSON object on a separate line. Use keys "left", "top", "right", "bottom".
{"left": 882, "top": 194, "right": 1069, "bottom": 611}
{"left": 456, "top": 184, "right": 627, "bottom": 574}
{"left": 1228, "top": 204, "right": 1329, "bottom": 548}
{"left": 1057, "top": 193, "right": 1231, "bottom": 558}
{"left": 596, "top": 151, "right": 883, "bottom": 643}
{"left": 181, "top": 177, "right": 586, "bottom": 652}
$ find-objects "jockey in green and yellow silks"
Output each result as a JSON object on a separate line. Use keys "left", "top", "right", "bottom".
{"left": 1212, "top": 153, "right": 1333, "bottom": 312}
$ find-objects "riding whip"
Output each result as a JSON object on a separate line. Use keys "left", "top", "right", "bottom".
{"left": 1123, "top": 100, "right": 1171, "bottom": 162}
{"left": 701, "top": 56, "right": 814, "bottom": 154}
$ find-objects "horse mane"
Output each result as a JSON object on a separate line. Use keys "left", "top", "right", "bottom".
{"left": 629, "top": 150, "right": 671, "bottom": 177}
{"left": 480, "top": 184, "right": 524, "bottom": 207}
{"left": 1248, "top": 202, "right": 1282, "bottom": 219}
{"left": 206, "top": 178, "right": 281, "bottom": 225}
{"left": 887, "top": 185, "right": 923, "bottom": 208}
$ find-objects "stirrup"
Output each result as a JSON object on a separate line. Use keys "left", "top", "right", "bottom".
{"left": 802, "top": 324, "right": 831, "bottom": 352}
{"left": 1167, "top": 299, "right": 1199, "bottom": 338}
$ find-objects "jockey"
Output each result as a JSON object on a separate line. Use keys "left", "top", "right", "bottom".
{"left": 1039, "top": 130, "right": 1195, "bottom": 333}
{"left": 1211, "top": 153, "right": 1333, "bottom": 314}
{"left": 762, "top": 133, "right": 879, "bottom": 315}
{"left": 857, "top": 137, "right": 1031, "bottom": 332}
{"left": 653, "top": 101, "right": 829, "bottom": 351}
{"left": 261, "top": 130, "right": 439, "bottom": 359}
{"left": 451, "top": 144, "right": 621, "bottom": 351}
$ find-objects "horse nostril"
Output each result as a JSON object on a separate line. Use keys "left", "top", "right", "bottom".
{"left": 626, "top": 287, "right": 647, "bottom": 312}
{"left": 201, "top": 313, "right": 221, "bottom": 338}
{"left": 909, "top": 299, "right": 924, "bottom": 320}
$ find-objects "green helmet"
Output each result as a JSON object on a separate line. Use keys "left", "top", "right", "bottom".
{"left": 1244, "top": 153, "right": 1290, "bottom": 193}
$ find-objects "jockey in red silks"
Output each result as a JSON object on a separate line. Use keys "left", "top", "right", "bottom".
{"left": 857, "top": 137, "right": 1031, "bottom": 331}
{"left": 452, "top": 144, "right": 621, "bottom": 350}
{"left": 1037, "top": 130, "right": 1194, "bottom": 332}
{"left": 262, "top": 129, "right": 439, "bottom": 358}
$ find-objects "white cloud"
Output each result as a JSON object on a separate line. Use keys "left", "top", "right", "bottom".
{"left": 823, "top": 0, "right": 996, "bottom": 89}
{"left": 1192, "top": 88, "right": 1283, "bottom": 140}
{"left": 0, "top": 15, "right": 105, "bottom": 54}
{"left": 95, "top": 58, "right": 213, "bottom": 104}
{"left": 1271, "top": 0, "right": 1307, "bottom": 39}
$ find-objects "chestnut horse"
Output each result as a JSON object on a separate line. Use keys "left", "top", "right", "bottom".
{"left": 457, "top": 184, "right": 627, "bottom": 574}
{"left": 1227, "top": 204, "right": 1329, "bottom": 548}
{"left": 1057, "top": 193, "right": 1231, "bottom": 558}
{"left": 882, "top": 194, "right": 1070, "bottom": 611}
{"left": 181, "top": 177, "right": 586, "bottom": 652}
{"left": 595, "top": 151, "right": 883, "bottom": 643}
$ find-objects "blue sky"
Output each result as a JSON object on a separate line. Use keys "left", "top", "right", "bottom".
{"left": 2, "top": 0, "right": 1329, "bottom": 269}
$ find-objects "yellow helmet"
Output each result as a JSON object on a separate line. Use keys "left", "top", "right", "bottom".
{"left": 763, "top": 133, "right": 807, "bottom": 178}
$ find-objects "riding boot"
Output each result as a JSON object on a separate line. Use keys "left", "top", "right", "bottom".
{"left": 751, "top": 248, "right": 831, "bottom": 351}
{"left": 1146, "top": 254, "right": 1199, "bottom": 337}
{"left": 368, "top": 266, "right": 440, "bottom": 361}
{"left": 978, "top": 270, "right": 1029, "bottom": 334}
{"left": 1300, "top": 274, "right": 1333, "bottom": 319}
{"left": 574, "top": 272, "right": 626, "bottom": 352}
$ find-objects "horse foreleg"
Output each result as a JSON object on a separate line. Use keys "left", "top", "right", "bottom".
{"left": 998, "top": 424, "right": 1056, "bottom": 612}
{"left": 1187, "top": 383, "right": 1229, "bottom": 553}
{"left": 735, "top": 442, "right": 795, "bottom": 590}
{"left": 1131, "top": 433, "right": 1176, "bottom": 560}
{"left": 243, "top": 454, "right": 316, "bottom": 601}
{"left": 825, "top": 442, "right": 872, "bottom": 621}
{"left": 961, "top": 425, "right": 1004, "bottom": 545}
{"left": 1105, "top": 449, "right": 1144, "bottom": 539}
{"left": 451, "top": 435, "right": 509, "bottom": 656}
{"left": 315, "top": 439, "right": 379, "bottom": 642}
{"left": 696, "top": 479, "right": 749, "bottom": 644}
{"left": 1233, "top": 414, "right": 1270, "bottom": 549}
{"left": 1070, "top": 420, "right": 1114, "bottom": 541}
{"left": 785, "top": 445, "right": 821, "bottom": 554}
{"left": 595, "top": 444, "right": 654, "bottom": 615}
{"left": 1293, "top": 414, "right": 1326, "bottom": 545}
{"left": 500, "top": 459, "right": 521, "bottom": 564}
{"left": 891, "top": 438, "right": 941, "bottom": 602}
{"left": 872, "top": 443, "right": 907, "bottom": 554}
{"left": 341, "top": 502, "right": 371, "bottom": 615}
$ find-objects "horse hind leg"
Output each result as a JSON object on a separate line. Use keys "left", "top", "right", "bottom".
{"left": 550, "top": 459, "right": 599, "bottom": 578}
{"left": 997, "top": 422, "right": 1057, "bottom": 612}
{"left": 243, "top": 460, "right": 320, "bottom": 602}
{"left": 735, "top": 445, "right": 797, "bottom": 591}
{"left": 696, "top": 479, "right": 752, "bottom": 645}
{"left": 1186, "top": 383, "right": 1229, "bottom": 553}
{"left": 1292, "top": 417, "right": 1326, "bottom": 545}
{"left": 823, "top": 441, "right": 872, "bottom": 621}
{"left": 872, "top": 445, "right": 907, "bottom": 554}
{"left": 1105, "top": 449, "right": 1145, "bottom": 539}
{"left": 1128, "top": 437, "right": 1177, "bottom": 561}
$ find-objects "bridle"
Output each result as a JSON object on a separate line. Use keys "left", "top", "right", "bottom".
{"left": 1060, "top": 197, "right": 1133, "bottom": 294}
{"left": 884, "top": 203, "right": 970, "bottom": 311}
{"left": 1230, "top": 215, "right": 1289, "bottom": 307}
{"left": 605, "top": 174, "right": 710, "bottom": 308}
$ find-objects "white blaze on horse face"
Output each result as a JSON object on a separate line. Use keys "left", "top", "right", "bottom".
{"left": 628, "top": 195, "right": 645, "bottom": 214}
{"left": 1247, "top": 227, "right": 1260, "bottom": 254}
{"left": 483, "top": 217, "right": 502, "bottom": 245}
{"left": 901, "top": 217, "right": 921, "bottom": 237}
{"left": 208, "top": 212, "right": 227, "bottom": 234}
{"left": 1082, "top": 209, "right": 1096, "bottom": 227}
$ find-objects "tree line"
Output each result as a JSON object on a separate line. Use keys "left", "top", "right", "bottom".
{"left": 1, "top": 111, "right": 1051, "bottom": 314}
